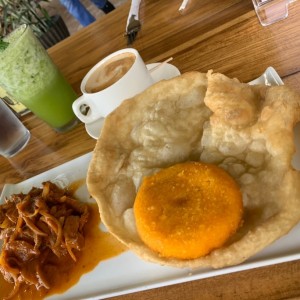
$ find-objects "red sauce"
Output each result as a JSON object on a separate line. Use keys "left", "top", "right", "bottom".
{"left": 0, "top": 203, "right": 126, "bottom": 300}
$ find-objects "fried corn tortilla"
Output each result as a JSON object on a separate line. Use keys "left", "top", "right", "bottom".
{"left": 87, "top": 71, "right": 300, "bottom": 268}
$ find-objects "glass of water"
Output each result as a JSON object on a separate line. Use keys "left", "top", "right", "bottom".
{"left": 252, "top": 0, "right": 295, "bottom": 26}
{"left": 0, "top": 100, "right": 30, "bottom": 158}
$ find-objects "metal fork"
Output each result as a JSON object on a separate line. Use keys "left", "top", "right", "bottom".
{"left": 125, "top": 0, "right": 142, "bottom": 45}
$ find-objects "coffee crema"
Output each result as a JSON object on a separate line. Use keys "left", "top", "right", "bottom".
{"left": 85, "top": 52, "right": 136, "bottom": 93}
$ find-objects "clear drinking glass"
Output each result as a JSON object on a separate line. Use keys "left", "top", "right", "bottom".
{"left": 252, "top": 0, "right": 295, "bottom": 26}
{"left": 0, "top": 25, "right": 78, "bottom": 132}
{"left": 0, "top": 100, "right": 30, "bottom": 158}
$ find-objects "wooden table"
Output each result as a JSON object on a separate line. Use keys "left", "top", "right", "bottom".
{"left": 1, "top": 0, "right": 300, "bottom": 299}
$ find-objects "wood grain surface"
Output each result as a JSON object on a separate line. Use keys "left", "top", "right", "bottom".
{"left": 1, "top": 0, "right": 300, "bottom": 299}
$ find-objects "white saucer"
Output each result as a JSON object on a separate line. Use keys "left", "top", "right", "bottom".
{"left": 85, "top": 63, "right": 181, "bottom": 139}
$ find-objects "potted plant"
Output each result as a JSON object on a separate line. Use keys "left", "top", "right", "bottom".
{"left": 0, "top": 0, "right": 70, "bottom": 49}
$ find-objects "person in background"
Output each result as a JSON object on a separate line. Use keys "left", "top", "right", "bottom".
{"left": 60, "top": 0, "right": 115, "bottom": 26}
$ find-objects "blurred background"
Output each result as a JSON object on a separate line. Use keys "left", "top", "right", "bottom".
{"left": 43, "top": 0, "right": 125, "bottom": 35}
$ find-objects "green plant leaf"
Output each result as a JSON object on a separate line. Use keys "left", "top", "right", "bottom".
{"left": 0, "top": 0, "right": 55, "bottom": 37}
{"left": 0, "top": 39, "right": 9, "bottom": 51}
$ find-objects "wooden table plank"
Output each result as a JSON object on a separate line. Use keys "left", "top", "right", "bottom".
{"left": 47, "top": 0, "right": 300, "bottom": 93}
{"left": 110, "top": 260, "right": 300, "bottom": 300}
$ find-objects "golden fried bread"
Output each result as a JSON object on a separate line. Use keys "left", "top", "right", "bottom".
{"left": 87, "top": 71, "right": 300, "bottom": 268}
{"left": 134, "top": 162, "right": 243, "bottom": 259}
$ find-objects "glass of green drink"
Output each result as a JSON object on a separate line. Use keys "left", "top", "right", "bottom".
{"left": 0, "top": 25, "right": 78, "bottom": 132}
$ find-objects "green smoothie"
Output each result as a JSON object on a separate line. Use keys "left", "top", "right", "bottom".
{"left": 0, "top": 25, "right": 77, "bottom": 131}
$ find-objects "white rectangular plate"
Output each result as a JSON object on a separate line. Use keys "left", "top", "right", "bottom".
{"left": 1, "top": 68, "right": 300, "bottom": 300}
{"left": 1, "top": 144, "right": 300, "bottom": 300}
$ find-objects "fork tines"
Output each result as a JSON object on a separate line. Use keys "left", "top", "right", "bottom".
{"left": 125, "top": 15, "right": 141, "bottom": 45}
{"left": 125, "top": 30, "right": 138, "bottom": 45}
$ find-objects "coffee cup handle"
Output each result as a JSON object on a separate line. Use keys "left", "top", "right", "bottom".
{"left": 72, "top": 95, "right": 101, "bottom": 124}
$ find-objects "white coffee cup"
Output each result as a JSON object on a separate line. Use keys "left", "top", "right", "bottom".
{"left": 72, "top": 48, "right": 154, "bottom": 124}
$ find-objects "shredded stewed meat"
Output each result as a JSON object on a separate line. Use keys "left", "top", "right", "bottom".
{"left": 0, "top": 181, "right": 89, "bottom": 299}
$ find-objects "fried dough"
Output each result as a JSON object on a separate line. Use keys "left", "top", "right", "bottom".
{"left": 87, "top": 71, "right": 300, "bottom": 268}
